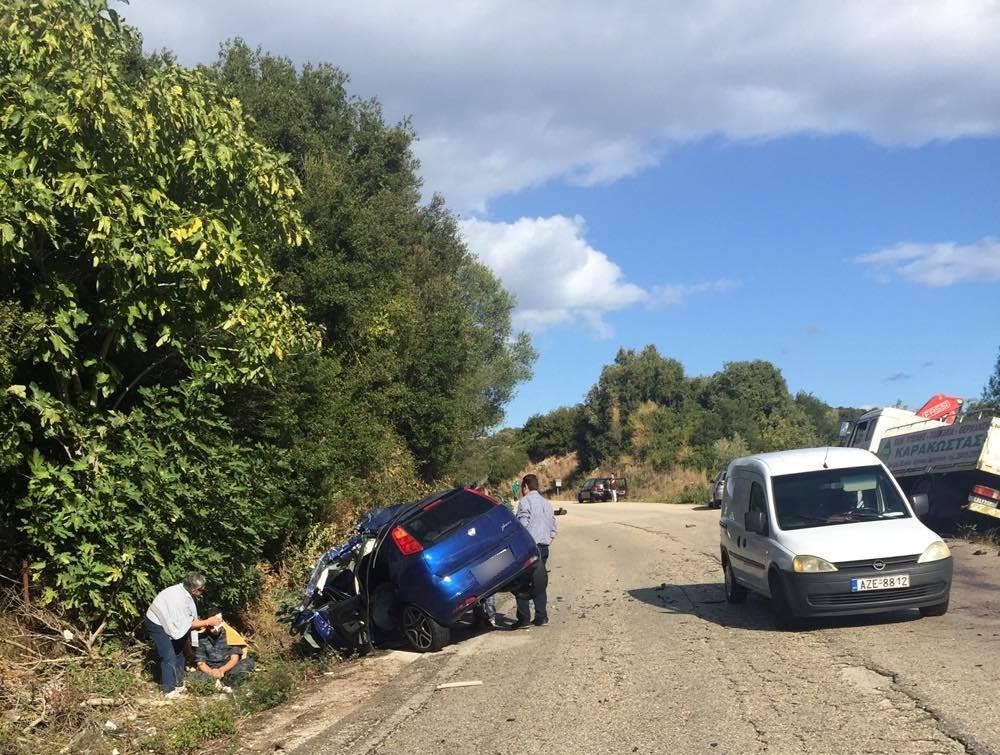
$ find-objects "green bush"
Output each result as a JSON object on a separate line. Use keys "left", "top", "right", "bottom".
{"left": 675, "top": 484, "right": 705, "bottom": 505}
{"left": 166, "top": 703, "right": 236, "bottom": 754}
{"left": 238, "top": 658, "right": 299, "bottom": 714}
{"left": 17, "top": 384, "right": 293, "bottom": 630}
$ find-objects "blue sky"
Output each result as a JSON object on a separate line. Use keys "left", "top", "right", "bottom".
{"left": 124, "top": 1, "right": 1000, "bottom": 426}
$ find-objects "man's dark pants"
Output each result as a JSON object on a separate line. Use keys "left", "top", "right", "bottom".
{"left": 145, "top": 617, "right": 186, "bottom": 693}
{"left": 516, "top": 543, "right": 549, "bottom": 623}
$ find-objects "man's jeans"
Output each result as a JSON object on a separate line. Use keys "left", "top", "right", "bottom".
{"left": 516, "top": 543, "right": 549, "bottom": 623}
{"left": 145, "top": 617, "right": 186, "bottom": 693}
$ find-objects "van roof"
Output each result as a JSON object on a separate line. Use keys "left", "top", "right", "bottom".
{"left": 731, "top": 447, "right": 879, "bottom": 477}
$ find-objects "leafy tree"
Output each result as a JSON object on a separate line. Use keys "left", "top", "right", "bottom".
{"left": 447, "top": 429, "right": 529, "bottom": 488}
{"left": 1, "top": 1, "right": 315, "bottom": 416}
{"left": 1, "top": 0, "right": 316, "bottom": 613}
{"left": 210, "top": 43, "right": 534, "bottom": 483}
{"left": 709, "top": 433, "right": 751, "bottom": 473}
{"left": 523, "top": 405, "right": 581, "bottom": 462}
{"left": 980, "top": 346, "right": 1000, "bottom": 409}
{"left": 18, "top": 385, "right": 290, "bottom": 631}
{"left": 576, "top": 346, "right": 685, "bottom": 469}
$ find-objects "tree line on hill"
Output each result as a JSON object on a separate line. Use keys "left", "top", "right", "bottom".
{"left": 0, "top": 0, "right": 533, "bottom": 632}
{"left": 452, "top": 343, "right": 1000, "bottom": 490}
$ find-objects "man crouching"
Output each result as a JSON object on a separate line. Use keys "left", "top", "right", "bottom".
{"left": 193, "top": 610, "right": 255, "bottom": 692}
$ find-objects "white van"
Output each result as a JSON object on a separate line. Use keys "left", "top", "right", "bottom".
{"left": 719, "top": 447, "right": 952, "bottom": 628}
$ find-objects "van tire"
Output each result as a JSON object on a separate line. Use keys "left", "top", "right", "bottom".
{"left": 919, "top": 598, "right": 949, "bottom": 617}
{"left": 400, "top": 605, "right": 450, "bottom": 652}
{"left": 769, "top": 571, "right": 802, "bottom": 630}
{"left": 723, "top": 557, "right": 747, "bottom": 603}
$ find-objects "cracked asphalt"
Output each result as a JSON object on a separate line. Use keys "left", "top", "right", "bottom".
{"left": 292, "top": 501, "right": 1000, "bottom": 755}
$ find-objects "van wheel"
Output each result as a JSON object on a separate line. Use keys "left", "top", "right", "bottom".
{"left": 723, "top": 558, "right": 747, "bottom": 603}
{"left": 919, "top": 598, "right": 949, "bottom": 617}
{"left": 400, "top": 605, "right": 450, "bottom": 652}
{"left": 769, "top": 572, "right": 802, "bottom": 630}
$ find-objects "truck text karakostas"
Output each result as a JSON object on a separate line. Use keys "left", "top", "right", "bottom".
{"left": 843, "top": 394, "right": 1000, "bottom": 521}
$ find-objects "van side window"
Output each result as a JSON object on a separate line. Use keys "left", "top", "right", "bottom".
{"left": 749, "top": 482, "right": 766, "bottom": 514}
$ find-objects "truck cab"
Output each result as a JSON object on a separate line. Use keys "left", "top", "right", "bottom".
{"left": 845, "top": 408, "right": 946, "bottom": 453}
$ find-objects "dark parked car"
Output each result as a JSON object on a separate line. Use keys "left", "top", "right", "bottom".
{"left": 289, "top": 487, "right": 546, "bottom": 653}
{"left": 577, "top": 477, "right": 627, "bottom": 502}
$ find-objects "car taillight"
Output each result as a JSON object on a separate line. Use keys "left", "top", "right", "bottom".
{"left": 391, "top": 525, "right": 424, "bottom": 555}
{"left": 522, "top": 555, "right": 538, "bottom": 568}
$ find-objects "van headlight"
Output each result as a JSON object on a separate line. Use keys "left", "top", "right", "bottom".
{"left": 917, "top": 540, "right": 950, "bottom": 563}
{"left": 792, "top": 555, "right": 838, "bottom": 573}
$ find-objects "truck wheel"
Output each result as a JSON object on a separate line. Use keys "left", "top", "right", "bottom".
{"left": 723, "top": 557, "right": 747, "bottom": 604}
{"left": 400, "top": 605, "right": 450, "bottom": 652}
{"left": 919, "top": 598, "right": 949, "bottom": 617}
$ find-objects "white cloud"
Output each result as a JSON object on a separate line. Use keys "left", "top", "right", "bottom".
{"left": 855, "top": 238, "right": 1000, "bottom": 286}
{"left": 460, "top": 215, "right": 739, "bottom": 337}
{"left": 460, "top": 215, "right": 646, "bottom": 337}
{"left": 122, "top": 0, "right": 1000, "bottom": 212}
{"left": 648, "top": 280, "right": 741, "bottom": 308}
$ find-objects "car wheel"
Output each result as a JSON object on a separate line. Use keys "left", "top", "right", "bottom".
{"left": 400, "top": 604, "right": 450, "bottom": 652}
{"left": 919, "top": 598, "right": 949, "bottom": 617}
{"left": 578, "top": 494, "right": 584, "bottom": 503}
{"left": 768, "top": 571, "right": 802, "bottom": 630}
{"left": 723, "top": 557, "right": 747, "bottom": 604}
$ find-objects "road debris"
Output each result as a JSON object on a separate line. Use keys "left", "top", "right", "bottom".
{"left": 435, "top": 680, "right": 483, "bottom": 690}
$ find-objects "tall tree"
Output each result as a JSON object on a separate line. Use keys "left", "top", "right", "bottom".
{"left": 0, "top": 0, "right": 316, "bottom": 621}
{"left": 980, "top": 346, "right": 1000, "bottom": 409}
{"left": 210, "top": 42, "right": 534, "bottom": 482}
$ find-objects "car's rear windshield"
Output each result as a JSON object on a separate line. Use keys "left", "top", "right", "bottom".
{"left": 404, "top": 490, "right": 494, "bottom": 546}
{"left": 772, "top": 465, "right": 910, "bottom": 530}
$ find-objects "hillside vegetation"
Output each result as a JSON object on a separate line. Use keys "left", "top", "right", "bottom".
{"left": 451, "top": 345, "right": 866, "bottom": 497}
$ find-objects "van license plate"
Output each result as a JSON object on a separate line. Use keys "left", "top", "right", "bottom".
{"left": 851, "top": 575, "right": 910, "bottom": 592}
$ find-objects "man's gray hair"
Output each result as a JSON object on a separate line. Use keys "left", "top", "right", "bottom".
{"left": 183, "top": 572, "right": 207, "bottom": 592}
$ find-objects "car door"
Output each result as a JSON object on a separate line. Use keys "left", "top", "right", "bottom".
{"left": 741, "top": 476, "right": 771, "bottom": 592}
{"left": 721, "top": 471, "right": 752, "bottom": 584}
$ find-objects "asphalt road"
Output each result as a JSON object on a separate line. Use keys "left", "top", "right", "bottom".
{"left": 291, "top": 501, "right": 1000, "bottom": 755}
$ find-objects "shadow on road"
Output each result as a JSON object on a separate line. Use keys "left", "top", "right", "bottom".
{"left": 628, "top": 582, "right": 923, "bottom": 632}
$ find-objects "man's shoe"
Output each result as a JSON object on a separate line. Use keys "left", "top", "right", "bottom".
{"left": 164, "top": 687, "right": 187, "bottom": 700}
{"left": 510, "top": 618, "right": 531, "bottom": 630}
{"left": 532, "top": 616, "right": 549, "bottom": 627}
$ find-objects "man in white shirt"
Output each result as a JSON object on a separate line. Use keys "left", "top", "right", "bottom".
{"left": 144, "top": 572, "right": 222, "bottom": 697}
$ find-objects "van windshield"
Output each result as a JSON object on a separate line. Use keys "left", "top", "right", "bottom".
{"left": 771, "top": 465, "right": 910, "bottom": 530}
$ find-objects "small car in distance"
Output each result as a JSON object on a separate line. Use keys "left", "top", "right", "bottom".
{"left": 577, "top": 477, "right": 628, "bottom": 502}
{"left": 711, "top": 470, "right": 727, "bottom": 508}
{"left": 578, "top": 477, "right": 607, "bottom": 502}
{"left": 290, "top": 486, "right": 546, "bottom": 653}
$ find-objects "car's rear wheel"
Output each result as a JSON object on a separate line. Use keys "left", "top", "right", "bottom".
{"left": 400, "top": 604, "right": 450, "bottom": 652}
{"left": 578, "top": 494, "right": 584, "bottom": 503}
{"left": 723, "top": 557, "right": 747, "bottom": 604}
{"left": 919, "top": 598, "right": 949, "bottom": 617}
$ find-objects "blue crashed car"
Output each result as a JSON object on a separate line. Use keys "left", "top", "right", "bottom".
{"left": 290, "top": 486, "right": 546, "bottom": 652}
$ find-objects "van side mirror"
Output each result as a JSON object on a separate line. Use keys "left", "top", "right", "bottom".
{"left": 910, "top": 493, "right": 929, "bottom": 518}
{"left": 838, "top": 421, "right": 852, "bottom": 440}
{"left": 745, "top": 510, "right": 768, "bottom": 536}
